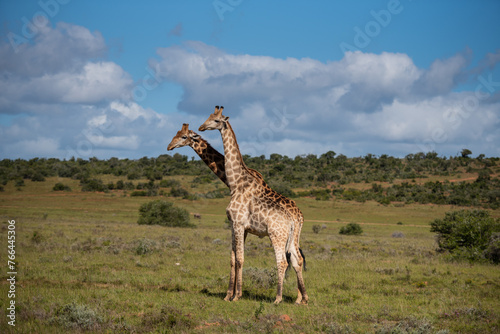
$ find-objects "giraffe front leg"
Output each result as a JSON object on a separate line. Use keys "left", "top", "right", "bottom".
{"left": 224, "top": 247, "right": 236, "bottom": 301}
{"left": 231, "top": 228, "right": 246, "bottom": 301}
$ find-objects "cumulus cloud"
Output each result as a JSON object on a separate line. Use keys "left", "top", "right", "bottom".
{"left": 0, "top": 21, "right": 132, "bottom": 115}
{"left": 152, "top": 41, "right": 500, "bottom": 157}
{"left": 0, "top": 22, "right": 177, "bottom": 159}
{"left": 1, "top": 21, "right": 107, "bottom": 76}
{"left": 1, "top": 27, "right": 499, "bottom": 159}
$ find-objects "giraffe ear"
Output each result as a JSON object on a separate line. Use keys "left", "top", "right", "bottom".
{"left": 223, "top": 115, "right": 229, "bottom": 121}
{"left": 191, "top": 133, "right": 201, "bottom": 140}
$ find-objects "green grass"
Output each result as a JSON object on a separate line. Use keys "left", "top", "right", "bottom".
{"left": 0, "top": 177, "right": 499, "bottom": 333}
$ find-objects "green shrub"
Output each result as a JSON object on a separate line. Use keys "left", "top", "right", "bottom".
{"left": 430, "top": 209, "right": 500, "bottom": 263}
{"left": 484, "top": 232, "right": 500, "bottom": 264}
{"left": 169, "top": 185, "right": 190, "bottom": 198}
{"left": 135, "top": 238, "right": 158, "bottom": 255}
{"left": 159, "top": 179, "right": 181, "bottom": 188}
{"left": 53, "top": 183, "right": 71, "bottom": 191}
{"left": 339, "top": 223, "right": 363, "bottom": 235}
{"left": 31, "top": 172, "right": 46, "bottom": 181}
{"left": 137, "top": 200, "right": 194, "bottom": 228}
{"left": 80, "top": 178, "right": 108, "bottom": 192}
{"left": 116, "top": 180, "right": 124, "bottom": 190}
{"left": 51, "top": 302, "right": 103, "bottom": 331}
{"left": 130, "top": 190, "right": 147, "bottom": 197}
{"left": 312, "top": 224, "right": 321, "bottom": 234}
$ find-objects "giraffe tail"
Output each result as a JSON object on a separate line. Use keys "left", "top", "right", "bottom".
{"left": 284, "top": 218, "right": 295, "bottom": 275}
{"left": 286, "top": 248, "right": 307, "bottom": 272}
{"left": 299, "top": 247, "right": 307, "bottom": 271}
{"left": 285, "top": 219, "right": 295, "bottom": 254}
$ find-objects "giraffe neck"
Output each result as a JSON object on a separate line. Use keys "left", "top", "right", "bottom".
{"left": 220, "top": 122, "right": 247, "bottom": 191}
{"left": 191, "top": 138, "right": 229, "bottom": 187}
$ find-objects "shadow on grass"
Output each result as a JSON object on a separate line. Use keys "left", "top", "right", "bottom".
{"left": 200, "top": 288, "right": 295, "bottom": 304}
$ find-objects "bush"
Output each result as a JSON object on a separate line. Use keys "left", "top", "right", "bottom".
{"left": 53, "top": 183, "right": 71, "bottom": 191}
{"left": 339, "top": 223, "right": 363, "bottom": 235}
{"left": 31, "top": 172, "right": 46, "bottom": 181}
{"left": 430, "top": 209, "right": 500, "bottom": 263}
{"left": 312, "top": 224, "right": 321, "bottom": 234}
{"left": 135, "top": 238, "right": 158, "bottom": 255}
{"left": 137, "top": 200, "right": 194, "bottom": 228}
{"left": 80, "top": 178, "right": 108, "bottom": 192}
{"left": 484, "top": 232, "right": 500, "bottom": 264}
{"left": 169, "top": 185, "right": 190, "bottom": 198}
{"left": 130, "top": 190, "right": 147, "bottom": 197}
{"left": 51, "top": 302, "right": 103, "bottom": 331}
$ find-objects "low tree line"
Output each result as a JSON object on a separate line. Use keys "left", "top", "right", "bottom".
{"left": 1, "top": 150, "right": 498, "bottom": 208}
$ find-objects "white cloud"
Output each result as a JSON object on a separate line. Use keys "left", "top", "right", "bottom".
{"left": 109, "top": 101, "right": 158, "bottom": 122}
{"left": 0, "top": 22, "right": 130, "bottom": 114}
{"left": 1, "top": 29, "right": 499, "bottom": 159}
{"left": 0, "top": 21, "right": 106, "bottom": 76}
{"left": 152, "top": 42, "right": 500, "bottom": 157}
{"left": 16, "top": 61, "right": 133, "bottom": 104}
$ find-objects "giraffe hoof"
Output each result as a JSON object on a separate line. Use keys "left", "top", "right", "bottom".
{"left": 295, "top": 298, "right": 308, "bottom": 305}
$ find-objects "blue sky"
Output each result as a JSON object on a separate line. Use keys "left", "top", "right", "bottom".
{"left": 1, "top": 0, "right": 499, "bottom": 159}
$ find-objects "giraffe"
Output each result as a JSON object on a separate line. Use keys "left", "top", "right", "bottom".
{"left": 199, "top": 106, "right": 308, "bottom": 304}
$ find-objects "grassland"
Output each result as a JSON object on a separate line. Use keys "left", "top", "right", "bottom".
{"left": 1, "top": 177, "right": 499, "bottom": 333}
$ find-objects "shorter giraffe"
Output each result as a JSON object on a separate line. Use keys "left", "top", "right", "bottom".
{"left": 168, "top": 123, "right": 229, "bottom": 186}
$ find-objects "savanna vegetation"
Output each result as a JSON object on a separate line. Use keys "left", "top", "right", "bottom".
{"left": 0, "top": 150, "right": 499, "bottom": 333}
{"left": 1, "top": 150, "right": 499, "bottom": 208}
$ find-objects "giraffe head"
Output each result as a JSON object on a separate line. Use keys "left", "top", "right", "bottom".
{"left": 167, "top": 123, "right": 201, "bottom": 150}
{"left": 198, "top": 106, "right": 229, "bottom": 132}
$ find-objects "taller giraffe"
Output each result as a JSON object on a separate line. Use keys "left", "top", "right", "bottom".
{"left": 199, "top": 106, "right": 308, "bottom": 304}
{"left": 167, "top": 123, "right": 308, "bottom": 293}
